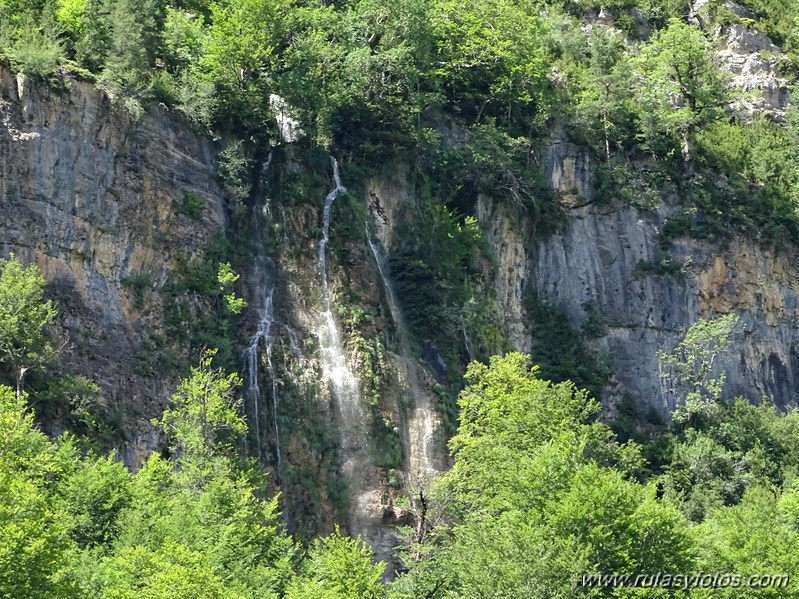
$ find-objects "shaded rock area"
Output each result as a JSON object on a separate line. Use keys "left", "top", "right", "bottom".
{"left": 524, "top": 141, "right": 799, "bottom": 417}
{"left": 0, "top": 67, "right": 227, "bottom": 466}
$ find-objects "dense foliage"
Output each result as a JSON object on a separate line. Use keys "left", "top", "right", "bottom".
{"left": 0, "top": 0, "right": 797, "bottom": 237}
{"left": 0, "top": 255, "right": 386, "bottom": 598}
{"left": 390, "top": 351, "right": 799, "bottom": 597}
{"left": 3, "top": 0, "right": 799, "bottom": 595}
{"left": 2, "top": 255, "right": 799, "bottom": 597}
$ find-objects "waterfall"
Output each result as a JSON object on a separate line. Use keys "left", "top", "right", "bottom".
{"left": 319, "top": 157, "right": 346, "bottom": 311}
{"left": 317, "top": 157, "right": 365, "bottom": 464}
{"left": 242, "top": 153, "right": 282, "bottom": 475}
{"left": 462, "top": 320, "right": 476, "bottom": 363}
{"left": 365, "top": 227, "right": 441, "bottom": 479}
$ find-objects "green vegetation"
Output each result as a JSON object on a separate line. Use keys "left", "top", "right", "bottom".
{"left": 286, "top": 529, "right": 387, "bottom": 599}
{"left": 525, "top": 296, "right": 614, "bottom": 399}
{"left": 389, "top": 198, "right": 484, "bottom": 368}
{"left": 392, "top": 351, "right": 799, "bottom": 597}
{"left": 121, "top": 271, "right": 155, "bottom": 309}
{"left": 217, "top": 262, "right": 247, "bottom": 315}
{"left": 3, "top": 0, "right": 796, "bottom": 246}
{"left": 4, "top": 253, "right": 799, "bottom": 597}
{"left": 0, "top": 292, "right": 387, "bottom": 597}
{"left": 162, "top": 240, "right": 247, "bottom": 371}
{"left": 176, "top": 191, "right": 205, "bottom": 220}
{"left": 6, "top": 0, "right": 799, "bottom": 595}
{"left": 7, "top": 343, "right": 799, "bottom": 596}
{"left": 0, "top": 15, "right": 63, "bottom": 78}
{"left": 337, "top": 297, "right": 403, "bottom": 475}
{"left": 0, "top": 254, "right": 56, "bottom": 397}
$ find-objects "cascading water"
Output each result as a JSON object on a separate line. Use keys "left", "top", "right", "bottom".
{"left": 319, "top": 156, "right": 368, "bottom": 478}
{"left": 242, "top": 153, "right": 282, "bottom": 475}
{"left": 365, "top": 227, "right": 441, "bottom": 479}
{"left": 319, "top": 157, "right": 395, "bottom": 560}
{"left": 462, "top": 321, "right": 476, "bottom": 363}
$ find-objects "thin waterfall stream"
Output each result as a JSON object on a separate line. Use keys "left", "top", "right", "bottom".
{"left": 317, "top": 156, "right": 359, "bottom": 404}
{"left": 365, "top": 227, "right": 440, "bottom": 478}
{"left": 242, "top": 153, "right": 282, "bottom": 475}
{"left": 316, "top": 156, "right": 375, "bottom": 534}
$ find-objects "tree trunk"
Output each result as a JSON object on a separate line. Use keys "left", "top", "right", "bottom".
{"left": 16, "top": 366, "right": 27, "bottom": 400}
{"left": 681, "top": 127, "right": 695, "bottom": 174}
{"left": 414, "top": 489, "right": 428, "bottom": 562}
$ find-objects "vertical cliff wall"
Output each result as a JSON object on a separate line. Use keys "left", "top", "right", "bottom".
{"left": 510, "top": 140, "right": 799, "bottom": 418}
{"left": 0, "top": 68, "right": 227, "bottom": 466}
{"left": 4, "top": 62, "right": 799, "bottom": 567}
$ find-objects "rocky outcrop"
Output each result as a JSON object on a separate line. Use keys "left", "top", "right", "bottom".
{"left": 718, "top": 23, "right": 790, "bottom": 117}
{"left": 0, "top": 67, "right": 227, "bottom": 465}
{"left": 526, "top": 141, "right": 799, "bottom": 417}
{"left": 475, "top": 195, "right": 532, "bottom": 353}
{"left": 688, "top": 1, "right": 789, "bottom": 116}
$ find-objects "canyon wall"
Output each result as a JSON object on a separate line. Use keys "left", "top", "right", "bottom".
{"left": 2, "top": 59, "right": 799, "bottom": 569}
{"left": 0, "top": 68, "right": 227, "bottom": 466}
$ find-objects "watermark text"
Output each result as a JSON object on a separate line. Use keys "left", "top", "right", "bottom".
{"left": 581, "top": 572, "right": 790, "bottom": 591}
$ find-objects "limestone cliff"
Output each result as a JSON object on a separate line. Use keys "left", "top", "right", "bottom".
{"left": 0, "top": 67, "right": 227, "bottom": 465}
{"left": 0, "top": 67, "right": 447, "bottom": 558}
{"left": 3, "top": 54, "right": 799, "bottom": 565}
{"left": 520, "top": 140, "right": 799, "bottom": 417}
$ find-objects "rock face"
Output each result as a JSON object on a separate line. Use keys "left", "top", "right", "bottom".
{"left": 475, "top": 195, "right": 532, "bottom": 353}
{"left": 3, "top": 53, "right": 799, "bottom": 560}
{"left": 0, "top": 67, "right": 445, "bottom": 560}
{"left": 718, "top": 23, "right": 790, "bottom": 117}
{"left": 0, "top": 67, "right": 227, "bottom": 465}
{"left": 526, "top": 141, "right": 799, "bottom": 417}
{"left": 688, "top": 1, "right": 790, "bottom": 116}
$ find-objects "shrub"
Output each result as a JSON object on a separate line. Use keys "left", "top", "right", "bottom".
{"left": 176, "top": 192, "right": 205, "bottom": 220}
{"left": 2, "top": 20, "right": 64, "bottom": 78}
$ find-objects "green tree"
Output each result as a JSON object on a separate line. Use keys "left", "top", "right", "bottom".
{"left": 0, "top": 14, "right": 64, "bottom": 78}
{"left": 55, "top": 0, "right": 88, "bottom": 35}
{"left": 84, "top": 455, "right": 293, "bottom": 597}
{"left": 658, "top": 396, "right": 799, "bottom": 521}
{"left": 56, "top": 446, "right": 132, "bottom": 547}
{"left": 633, "top": 18, "right": 731, "bottom": 167}
{"left": 199, "top": 0, "right": 289, "bottom": 131}
{"left": 87, "top": 542, "right": 253, "bottom": 599}
{"left": 445, "top": 353, "right": 641, "bottom": 514}
{"left": 572, "top": 25, "right": 636, "bottom": 158}
{"left": 328, "top": 0, "right": 434, "bottom": 149}
{"left": 390, "top": 202, "right": 482, "bottom": 353}
{"left": 101, "top": 0, "right": 166, "bottom": 97}
{"left": 694, "top": 486, "right": 799, "bottom": 598}
{"left": 162, "top": 5, "right": 207, "bottom": 71}
{"left": 0, "top": 254, "right": 57, "bottom": 397}
{"left": 79, "top": 350, "right": 294, "bottom": 597}
{"left": 430, "top": 0, "right": 552, "bottom": 125}
{"left": 658, "top": 314, "right": 740, "bottom": 428}
{"left": 71, "top": 0, "right": 111, "bottom": 72}
{"left": 201, "top": 0, "right": 286, "bottom": 88}
{"left": 217, "top": 262, "right": 247, "bottom": 315}
{"left": 396, "top": 354, "right": 694, "bottom": 597}
{"left": 286, "top": 529, "right": 387, "bottom": 599}
{"left": 158, "top": 347, "right": 246, "bottom": 460}
{"left": 0, "top": 385, "right": 76, "bottom": 598}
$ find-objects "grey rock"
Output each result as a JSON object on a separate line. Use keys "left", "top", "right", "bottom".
{"left": 0, "top": 67, "right": 227, "bottom": 467}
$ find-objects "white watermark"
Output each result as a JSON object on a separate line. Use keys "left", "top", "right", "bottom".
{"left": 580, "top": 572, "right": 791, "bottom": 591}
